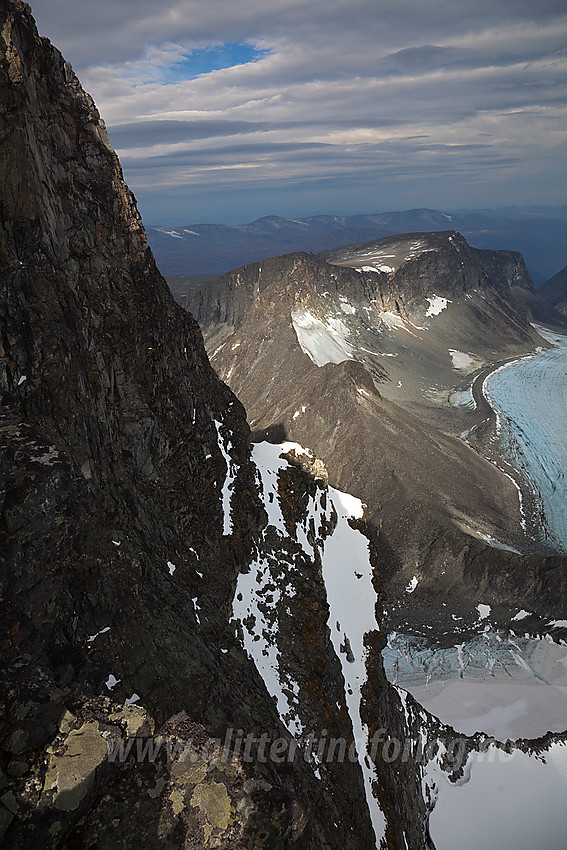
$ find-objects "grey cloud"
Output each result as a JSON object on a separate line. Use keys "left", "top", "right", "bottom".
{"left": 32, "top": 0, "right": 567, "bottom": 70}
{"left": 109, "top": 117, "right": 410, "bottom": 150}
{"left": 119, "top": 141, "right": 335, "bottom": 169}
{"left": 118, "top": 135, "right": 511, "bottom": 180}
{"left": 108, "top": 119, "right": 268, "bottom": 148}
{"left": 31, "top": 0, "right": 567, "bottom": 223}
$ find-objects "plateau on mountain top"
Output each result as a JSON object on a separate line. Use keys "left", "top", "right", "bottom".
{"left": 147, "top": 208, "right": 567, "bottom": 285}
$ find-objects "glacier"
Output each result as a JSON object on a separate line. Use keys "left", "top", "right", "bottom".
{"left": 483, "top": 327, "right": 567, "bottom": 552}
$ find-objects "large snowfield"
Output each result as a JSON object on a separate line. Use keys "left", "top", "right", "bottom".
{"left": 386, "top": 630, "right": 567, "bottom": 740}
{"left": 427, "top": 740, "right": 567, "bottom": 850}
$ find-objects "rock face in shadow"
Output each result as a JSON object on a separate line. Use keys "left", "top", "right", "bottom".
{"left": 0, "top": 3, "right": 437, "bottom": 847}
{"left": 0, "top": 0, "right": 262, "bottom": 729}
{"left": 538, "top": 265, "right": 567, "bottom": 315}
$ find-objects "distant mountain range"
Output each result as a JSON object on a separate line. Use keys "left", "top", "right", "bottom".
{"left": 146, "top": 207, "right": 567, "bottom": 284}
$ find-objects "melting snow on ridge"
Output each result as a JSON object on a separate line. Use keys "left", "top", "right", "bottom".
{"left": 291, "top": 308, "right": 353, "bottom": 367}
{"left": 425, "top": 296, "right": 451, "bottom": 317}
{"left": 214, "top": 419, "right": 238, "bottom": 536}
{"left": 319, "top": 485, "right": 386, "bottom": 844}
{"left": 232, "top": 441, "right": 309, "bottom": 738}
{"left": 232, "top": 442, "right": 385, "bottom": 845}
{"left": 232, "top": 552, "right": 304, "bottom": 737}
{"left": 356, "top": 264, "right": 394, "bottom": 274}
{"left": 449, "top": 349, "right": 476, "bottom": 370}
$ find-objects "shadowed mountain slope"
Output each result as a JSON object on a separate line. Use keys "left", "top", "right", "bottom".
{"left": 538, "top": 265, "right": 567, "bottom": 315}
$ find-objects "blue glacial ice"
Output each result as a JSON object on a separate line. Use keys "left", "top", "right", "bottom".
{"left": 483, "top": 328, "right": 567, "bottom": 553}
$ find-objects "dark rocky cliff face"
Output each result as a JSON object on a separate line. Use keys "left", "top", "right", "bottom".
{"left": 322, "top": 230, "right": 535, "bottom": 298}
{"left": 0, "top": 3, "right": 437, "bottom": 847}
{"left": 0, "top": 0, "right": 262, "bottom": 728}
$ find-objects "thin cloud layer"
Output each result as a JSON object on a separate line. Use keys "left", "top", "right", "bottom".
{"left": 32, "top": 1, "right": 567, "bottom": 223}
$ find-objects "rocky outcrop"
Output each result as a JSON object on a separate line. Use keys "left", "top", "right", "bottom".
{"left": 2, "top": 695, "right": 319, "bottom": 849}
{"left": 323, "top": 230, "right": 534, "bottom": 296}
{"left": 0, "top": 0, "right": 262, "bottom": 728}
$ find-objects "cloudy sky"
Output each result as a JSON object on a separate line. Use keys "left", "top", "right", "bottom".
{"left": 32, "top": 0, "right": 567, "bottom": 225}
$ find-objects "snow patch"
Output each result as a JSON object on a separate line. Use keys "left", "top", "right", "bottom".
{"left": 87, "top": 626, "right": 111, "bottom": 644}
{"left": 291, "top": 309, "right": 353, "bottom": 367}
{"left": 449, "top": 350, "right": 476, "bottom": 370}
{"left": 292, "top": 405, "right": 307, "bottom": 420}
{"left": 405, "top": 576, "right": 419, "bottom": 593}
{"left": 192, "top": 597, "right": 201, "bottom": 625}
{"left": 476, "top": 532, "right": 521, "bottom": 554}
{"left": 340, "top": 301, "right": 356, "bottom": 314}
{"left": 511, "top": 610, "right": 531, "bottom": 621}
{"left": 356, "top": 263, "right": 394, "bottom": 273}
{"left": 214, "top": 419, "right": 238, "bottom": 536}
{"left": 321, "top": 485, "right": 385, "bottom": 843}
{"left": 425, "top": 296, "right": 451, "bottom": 317}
